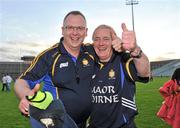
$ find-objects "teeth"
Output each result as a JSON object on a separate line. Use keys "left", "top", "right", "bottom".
{"left": 99, "top": 48, "right": 106, "bottom": 51}
{"left": 71, "top": 37, "right": 79, "bottom": 40}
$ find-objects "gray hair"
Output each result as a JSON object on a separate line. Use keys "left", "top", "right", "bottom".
{"left": 92, "top": 24, "right": 116, "bottom": 41}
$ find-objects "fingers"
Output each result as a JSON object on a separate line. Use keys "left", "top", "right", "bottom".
{"left": 121, "top": 23, "right": 137, "bottom": 51}
{"left": 19, "top": 97, "right": 30, "bottom": 117}
{"left": 28, "top": 84, "right": 41, "bottom": 96}
{"left": 33, "top": 84, "right": 41, "bottom": 92}
{"left": 112, "top": 37, "right": 124, "bottom": 52}
{"left": 121, "top": 23, "right": 128, "bottom": 32}
{"left": 110, "top": 29, "right": 117, "bottom": 40}
{"left": 19, "top": 84, "right": 41, "bottom": 118}
{"left": 111, "top": 32, "right": 117, "bottom": 40}
{"left": 111, "top": 23, "right": 136, "bottom": 52}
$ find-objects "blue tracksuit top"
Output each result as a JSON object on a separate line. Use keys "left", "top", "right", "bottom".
{"left": 20, "top": 37, "right": 96, "bottom": 125}
{"left": 89, "top": 52, "right": 149, "bottom": 128}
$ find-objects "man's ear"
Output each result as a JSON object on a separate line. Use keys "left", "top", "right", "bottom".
{"left": 61, "top": 27, "right": 64, "bottom": 35}
{"left": 85, "top": 28, "right": 88, "bottom": 37}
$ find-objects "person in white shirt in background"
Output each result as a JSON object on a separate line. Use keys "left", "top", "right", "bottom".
{"left": 2, "top": 74, "right": 7, "bottom": 91}
{"left": 6, "top": 74, "right": 13, "bottom": 92}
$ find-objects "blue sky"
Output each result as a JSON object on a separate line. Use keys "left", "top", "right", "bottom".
{"left": 0, "top": 0, "right": 180, "bottom": 61}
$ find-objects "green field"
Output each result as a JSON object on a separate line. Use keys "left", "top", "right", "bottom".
{"left": 135, "top": 77, "right": 171, "bottom": 128}
{"left": 0, "top": 77, "right": 171, "bottom": 128}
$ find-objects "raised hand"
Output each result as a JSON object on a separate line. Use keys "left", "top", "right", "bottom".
{"left": 111, "top": 29, "right": 123, "bottom": 52}
{"left": 121, "top": 23, "right": 137, "bottom": 51}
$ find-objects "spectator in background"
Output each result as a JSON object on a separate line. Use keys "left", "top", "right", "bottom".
{"left": 157, "top": 68, "right": 180, "bottom": 128}
{"left": 6, "top": 74, "right": 13, "bottom": 91}
{"left": 150, "top": 72, "right": 153, "bottom": 81}
{"left": 172, "top": 68, "right": 180, "bottom": 86}
{"left": 2, "top": 74, "right": 7, "bottom": 91}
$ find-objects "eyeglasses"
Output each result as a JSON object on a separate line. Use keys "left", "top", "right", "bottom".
{"left": 63, "top": 26, "right": 86, "bottom": 32}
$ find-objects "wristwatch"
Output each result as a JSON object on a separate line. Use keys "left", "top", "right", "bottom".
{"left": 130, "top": 47, "right": 142, "bottom": 58}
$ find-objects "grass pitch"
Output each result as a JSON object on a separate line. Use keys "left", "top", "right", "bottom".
{"left": 0, "top": 86, "right": 30, "bottom": 128}
{"left": 135, "top": 77, "right": 171, "bottom": 128}
{"left": 0, "top": 77, "right": 171, "bottom": 128}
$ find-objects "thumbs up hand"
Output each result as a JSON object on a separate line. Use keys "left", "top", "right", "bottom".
{"left": 111, "top": 29, "right": 123, "bottom": 52}
{"left": 28, "top": 83, "right": 41, "bottom": 96}
{"left": 121, "top": 23, "right": 137, "bottom": 51}
{"left": 111, "top": 29, "right": 124, "bottom": 52}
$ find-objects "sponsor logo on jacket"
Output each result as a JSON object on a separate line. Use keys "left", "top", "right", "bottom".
{"left": 59, "top": 62, "right": 68, "bottom": 68}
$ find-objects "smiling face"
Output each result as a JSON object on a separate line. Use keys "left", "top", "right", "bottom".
{"left": 93, "top": 27, "right": 113, "bottom": 62}
{"left": 62, "top": 14, "right": 87, "bottom": 55}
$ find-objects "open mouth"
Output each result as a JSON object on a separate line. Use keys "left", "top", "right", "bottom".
{"left": 98, "top": 47, "right": 107, "bottom": 52}
{"left": 71, "top": 36, "right": 80, "bottom": 41}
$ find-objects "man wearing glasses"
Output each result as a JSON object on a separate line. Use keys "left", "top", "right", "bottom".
{"left": 14, "top": 11, "right": 96, "bottom": 128}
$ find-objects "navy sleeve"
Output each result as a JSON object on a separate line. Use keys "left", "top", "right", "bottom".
{"left": 20, "top": 44, "right": 59, "bottom": 86}
{"left": 128, "top": 59, "right": 149, "bottom": 83}
{"left": 121, "top": 52, "right": 149, "bottom": 83}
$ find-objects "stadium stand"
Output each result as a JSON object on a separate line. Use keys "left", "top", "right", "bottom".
{"left": 0, "top": 58, "right": 180, "bottom": 80}
{"left": 0, "top": 56, "right": 34, "bottom": 80}
{"left": 151, "top": 59, "right": 180, "bottom": 77}
{"left": 150, "top": 60, "right": 174, "bottom": 70}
